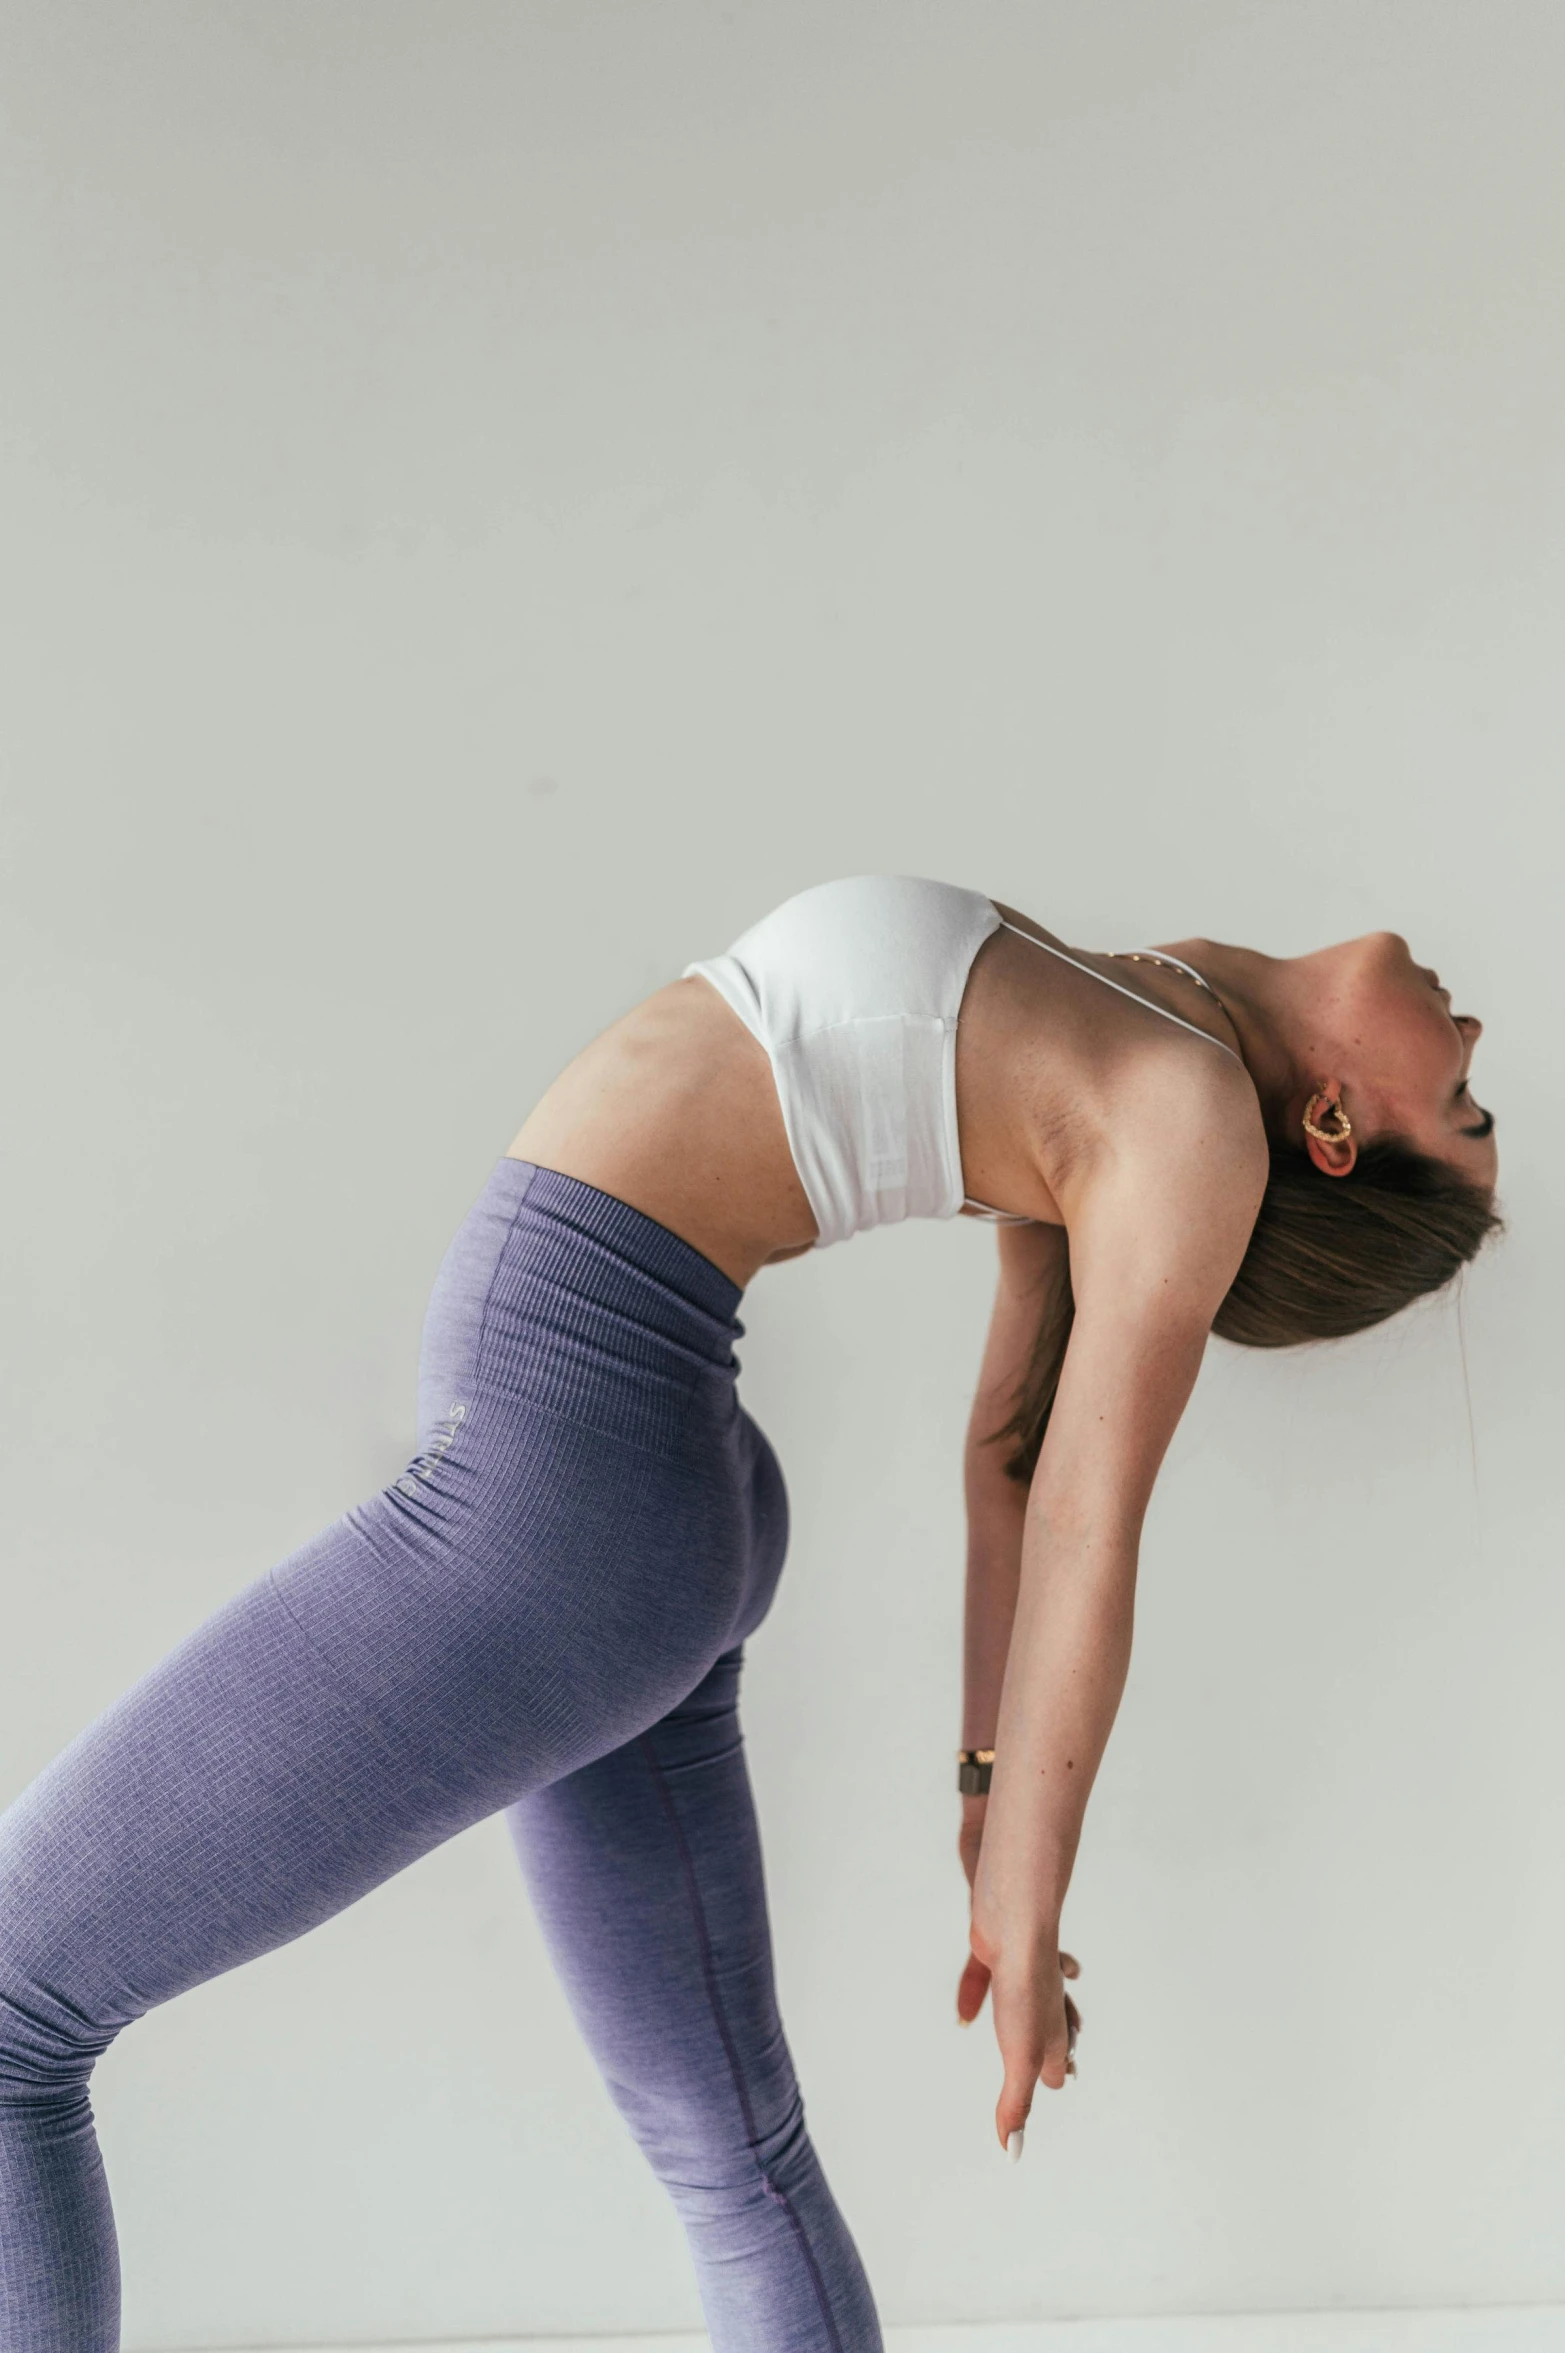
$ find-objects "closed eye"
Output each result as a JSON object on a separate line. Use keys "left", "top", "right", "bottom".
{"left": 1453, "top": 1063, "right": 1494, "bottom": 1140}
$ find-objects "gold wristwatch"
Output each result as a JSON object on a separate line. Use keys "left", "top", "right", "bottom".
{"left": 957, "top": 1748, "right": 994, "bottom": 1796}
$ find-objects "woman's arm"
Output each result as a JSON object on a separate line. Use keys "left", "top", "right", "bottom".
{"left": 962, "top": 1221, "right": 1069, "bottom": 1755}
{"left": 971, "top": 1069, "right": 1267, "bottom": 2152}
{"left": 956, "top": 1221, "right": 1070, "bottom": 2026}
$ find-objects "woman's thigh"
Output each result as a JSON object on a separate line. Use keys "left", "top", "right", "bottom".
{"left": 0, "top": 1414, "right": 751, "bottom": 2057}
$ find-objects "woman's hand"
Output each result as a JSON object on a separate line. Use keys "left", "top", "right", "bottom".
{"left": 955, "top": 1800, "right": 991, "bottom": 2024}
{"left": 957, "top": 1798, "right": 1080, "bottom": 2147}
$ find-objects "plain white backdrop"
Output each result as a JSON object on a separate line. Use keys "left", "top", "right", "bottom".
{"left": 1, "top": 3, "right": 1561, "bottom": 2345}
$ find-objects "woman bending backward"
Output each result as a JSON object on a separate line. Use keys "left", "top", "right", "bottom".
{"left": 0, "top": 876, "right": 1500, "bottom": 2350}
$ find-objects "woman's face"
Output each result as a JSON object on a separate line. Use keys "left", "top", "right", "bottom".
{"left": 1312, "top": 931, "right": 1497, "bottom": 1190}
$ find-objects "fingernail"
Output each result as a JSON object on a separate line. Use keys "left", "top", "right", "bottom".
{"left": 1006, "top": 2127, "right": 1025, "bottom": 2163}
{"left": 957, "top": 2013, "right": 972, "bottom": 2027}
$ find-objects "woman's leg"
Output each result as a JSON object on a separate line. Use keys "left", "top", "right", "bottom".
{"left": 506, "top": 1645, "right": 883, "bottom": 2353}
{"left": 0, "top": 1539, "right": 474, "bottom": 2350}
{"left": 0, "top": 1429, "right": 747, "bottom": 2349}
{"left": 0, "top": 1155, "right": 800, "bottom": 2347}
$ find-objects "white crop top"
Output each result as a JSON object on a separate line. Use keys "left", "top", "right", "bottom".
{"left": 682, "top": 874, "right": 1242, "bottom": 1251}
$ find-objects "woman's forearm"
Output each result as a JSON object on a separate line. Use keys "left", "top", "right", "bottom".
{"left": 978, "top": 1514, "right": 1138, "bottom": 1928}
{"left": 961, "top": 1439, "right": 1028, "bottom": 1751}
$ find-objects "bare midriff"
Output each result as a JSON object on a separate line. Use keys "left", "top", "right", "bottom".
{"left": 504, "top": 904, "right": 1216, "bottom": 1289}
{"left": 506, "top": 974, "right": 825, "bottom": 1287}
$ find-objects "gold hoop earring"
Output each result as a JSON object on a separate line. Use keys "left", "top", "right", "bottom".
{"left": 1302, "top": 1091, "right": 1352, "bottom": 1146}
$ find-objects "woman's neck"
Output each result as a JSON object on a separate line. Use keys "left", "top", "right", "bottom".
{"left": 1154, "top": 939, "right": 1304, "bottom": 1140}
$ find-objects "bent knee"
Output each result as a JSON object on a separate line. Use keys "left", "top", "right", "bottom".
{"left": 0, "top": 1846, "right": 120, "bottom": 2100}
{"left": 0, "top": 1975, "right": 114, "bottom": 2107}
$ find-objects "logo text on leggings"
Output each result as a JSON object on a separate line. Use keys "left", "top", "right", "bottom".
{"left": 396, "top": 1400, "right": 469, "bottom": 1498}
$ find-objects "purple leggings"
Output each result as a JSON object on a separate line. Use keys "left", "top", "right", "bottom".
{"left": 0, "top": 1158, "right": 881, "bottom": 2350}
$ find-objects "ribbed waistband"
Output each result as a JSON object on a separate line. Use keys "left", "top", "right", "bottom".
{"left": 495, "top": 1158, "right": 745, "bottom": 1343}
{"left": 429, "top": 1159, "right": 751, "bottom": 1456}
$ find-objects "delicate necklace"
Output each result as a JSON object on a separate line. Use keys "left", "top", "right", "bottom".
{"left": 1107, "top": 949, "right": 1237, "bottom": 1030}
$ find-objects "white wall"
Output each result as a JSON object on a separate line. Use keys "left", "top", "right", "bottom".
{"left": 1, "top": 3, "right": 1561, "bottom": 2344}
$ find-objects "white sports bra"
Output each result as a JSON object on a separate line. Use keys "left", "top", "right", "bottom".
{"left": 683, "top": 874, "right": 1243, "bottom": 1251}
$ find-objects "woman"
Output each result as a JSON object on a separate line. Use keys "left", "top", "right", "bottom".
{"left": 0, "top": 874, "right": 1500, "bottom": 2352}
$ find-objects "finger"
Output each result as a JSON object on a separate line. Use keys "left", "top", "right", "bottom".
{"left": 1059, "top": 1950, "right": 1081, "bottom": 1978}
{"left": 956, "top": 1953, "right": 991, "bottom": 2026}
{"left": 1036, "top": 2034, "right": 1070, "bottom": 2093}
{"left": 1033, "top": 1994, "right": 1072, "bottom": 2094}
{"left": 957, "top": 1954, "right": 991, "bottom": 2023}
{"left": 996, "top": 2046, "right": 1044, "bottom": 2149}
{"left": 990, "top": 1979, "right": 1050, "bottom": 2147}
{"left": 1064, "top": 1993, "right": 1081, "bottom": 2043}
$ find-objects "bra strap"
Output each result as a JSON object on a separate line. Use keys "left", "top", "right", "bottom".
{"left": 961, "top": 1194, "right": 1035, "bottom": 1225}
{"left": 994, "top": 917, "right": 1242, "bottom": 1066}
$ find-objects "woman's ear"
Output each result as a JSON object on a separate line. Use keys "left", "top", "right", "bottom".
{"left": 1302, "top": 1081, "right": 1358, "bottom": 1178}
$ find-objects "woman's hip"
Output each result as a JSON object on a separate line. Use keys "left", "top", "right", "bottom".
{"left": 390, "top": 1152, "right": 786, "bottom": 1626}
{"left": 320, "top": 1400, "right": 782, "bottom": 1735}
{"left": 415, "top": 1156, "right": 751, "bottom": 1460}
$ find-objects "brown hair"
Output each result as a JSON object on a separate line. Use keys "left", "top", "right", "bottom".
{"left": 987, "top": 1138, "right": 1506, "bottom": 1486}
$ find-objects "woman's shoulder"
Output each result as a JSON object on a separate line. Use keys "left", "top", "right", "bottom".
{"left": 1084, "top": 1048, "right": 1269, "bottom": 1259}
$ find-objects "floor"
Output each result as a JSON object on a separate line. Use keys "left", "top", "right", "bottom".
{"left": 249, "top": 2311, "right": 1565, "bottom": 2353}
